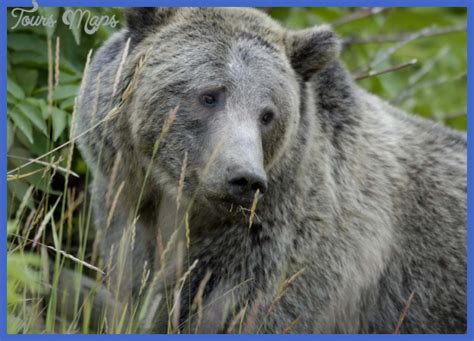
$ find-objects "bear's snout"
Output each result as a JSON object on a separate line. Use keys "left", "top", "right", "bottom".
{"left": 225, "top": 166, "right": 267, "bottom": 205}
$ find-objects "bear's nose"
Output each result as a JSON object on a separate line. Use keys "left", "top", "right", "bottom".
{"left": 226, "top": 169, "right": 268, "bottom": 204}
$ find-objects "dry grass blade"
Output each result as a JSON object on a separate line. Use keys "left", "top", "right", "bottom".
{"left": 32, "top": 196, "right": 62, "bottom": 248}
{"left": 162, "top": 106, "right": 178, "bottom": 136}
{"left": 185, "top": 212, "right": 191, "bottom": 249}
{"left": 134, "top": 106, "right": 178, "bottom": 218}
{"left": 242, "top": 290, "right": 264, "bottom": 333}
{"left": 77, "top": 49, "right": 94, "bottom": 107}
{"left": 54, "top": 37, "right": 60, "bottom": 88}
{"left": 106, "top": 181, "right": 125, "bottom": 229}
{"left": 47, "top": 244, "right": 106, "bottom": 276}
{"left": 112, "top": 37, "right": 131, "bottom": 98}
{"left": 191, "top": 270, "right": 212, "bottom": 333}
{"left": 7, "top": 155, "right": 80, "bottom": 178}
{"left": 47, "top": 37, "right": 53, "bottom": 115}
{"left": 13, "top": 185, "right": 34, "bottom": 227}
{"left": 281, "top": 316, "right": 301, "bottom": 333}
{"left": 177, "top": 277, "right": 254, "bottom": 330}
{"left": 13, "top": 233, "right": 106, "bottom": 275}
{"left": 169, "top": 259, "right": 199, "bottom": 330}
{"left": 393, "top": 290, "right": 415, "bottom": 334}
{"left": 138, "top": 261, "right": 151, "bottom": 298}
{"left": 106, "top": 151, "right": 123, "bottom": 207}
{"left": 267, "top": 268, "right": 306, "bottom": 315}
{"left": 226, "top": 302, "right": 248, "bottom": 333}
{"left": 58, "top": 189, "right": 84, "bottom": 228}
{"left": 255, "top": 269, "right": 305, "bottom": 333}
{"left": 121, "top": 47, "right": 153, "bottom": 102}
{"left": 248, "top": 189, "right": 260, "bottom": 229}
{"left": 141, "top": 294, "right": 163, "bottom": 331}
{"left": 176, "top": 152, "right": 188, "bottom": 211}
{"left": 7, "top": 168, "right": 46, "bottom": 181}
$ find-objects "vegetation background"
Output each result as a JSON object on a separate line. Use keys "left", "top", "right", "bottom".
{"left": 6, "top": 7, "right": 467, "bottom": 333}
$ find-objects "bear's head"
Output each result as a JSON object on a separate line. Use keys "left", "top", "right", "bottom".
{"left": 121, "top": 7, "right": 340, "bottom": 211}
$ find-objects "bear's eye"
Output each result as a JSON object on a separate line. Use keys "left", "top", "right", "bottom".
{"left": 200, "top": 93, "right": 218, "bottom": 107}
{"left": 260, "top": 110, "right": 275, "bottom": 126}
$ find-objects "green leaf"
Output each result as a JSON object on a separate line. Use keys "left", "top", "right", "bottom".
{"left": 8, "top": 179, "right": 35, "bottom": 210}
{"left": 9, "top": 108, "right": 33, "bottom": 143}
{"left": 60, "top": 97, "right": 76, "bottom": 111}
{"left": 10, "top": 50, "right": 80, "bottom": 75}
{"left": 24, "top": 98, "right": 49, "bottom": 120}
{"left": 13, "top": 68, "right": 38, "bottom": 96}
{"left": 59, "top": 71, "right": 82, "bottom": 84}
{"left": 52, "top": 107, "right": 68, "bottom": 141}
{"left": 7, "top": 77, "right": 25, "bottom": 100}
{"left": 11, "top": 130, "right": 48, "bottom": 159}
{"left": 53, "top": 84, "right": 79, "bottom": 101}
{"left": 7, "top": 93, "right": 18, "bottom": 106}
{"left": 17, "top": 102, "right": 48, "bottom": 136}
{"left": 7, "top": 33, "right": 46, "bottom": 53}
{"left": 9, "top": 50, "right": 48, "bottom": 69}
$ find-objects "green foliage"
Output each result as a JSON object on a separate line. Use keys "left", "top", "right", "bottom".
{"left": 7, "top": 7, "right": 124, "bottom": 214}
{"left": 268, "top": 7, "right": 467, "bottom": 125}
{"left": 5, "top": 7, "right": 467, "bottom": 334}
{"left": 7, "top": 220, "right": 43, "bottom": 334}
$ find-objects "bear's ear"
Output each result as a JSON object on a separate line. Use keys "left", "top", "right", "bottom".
{"left": 125, "top": 7, "right": 177, "bottom": 43}
{"left": 285, "top": 25, "right": 341, "bottom": 80}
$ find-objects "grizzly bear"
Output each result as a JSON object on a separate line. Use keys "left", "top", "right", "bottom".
{"left": 74, "top": 7, "right": 466, "bottom": 333}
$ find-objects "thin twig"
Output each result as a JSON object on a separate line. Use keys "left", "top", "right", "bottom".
{"left": 331, "top": 7, "right": 391, "bottom": 28}
{"left": 364, "top": 25, "right": 463, "bottom": 71}
{"left": 391, "top": 72, "right": 466, "bottom": 105}
{"left": 344, "top": 24, "right": 466, "bottom": 45}
{"left": 355, "top": 58, "right": 418, "bottom": 80}
{"left": 391, "top": 47, "right": 450, "bottom": 104}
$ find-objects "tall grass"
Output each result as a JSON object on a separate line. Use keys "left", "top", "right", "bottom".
{"left": 6, "top": 35, "right": 281, "bottom": 334}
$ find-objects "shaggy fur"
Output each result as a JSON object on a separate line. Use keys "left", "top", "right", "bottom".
{"left": 75, "top": 7, "right": 466, "bottom": 333}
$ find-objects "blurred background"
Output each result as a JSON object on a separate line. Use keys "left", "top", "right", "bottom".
{"left": 6, "top": 7, "right": 467, "bottom": 333}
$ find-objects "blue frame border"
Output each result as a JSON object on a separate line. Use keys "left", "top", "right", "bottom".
{"left": 1, "top": 0, "right": 472, "bottom": 340}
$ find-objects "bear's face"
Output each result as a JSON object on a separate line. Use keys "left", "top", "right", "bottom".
{"left": 124, "top": 8, "right": 340, "bottom": 211}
